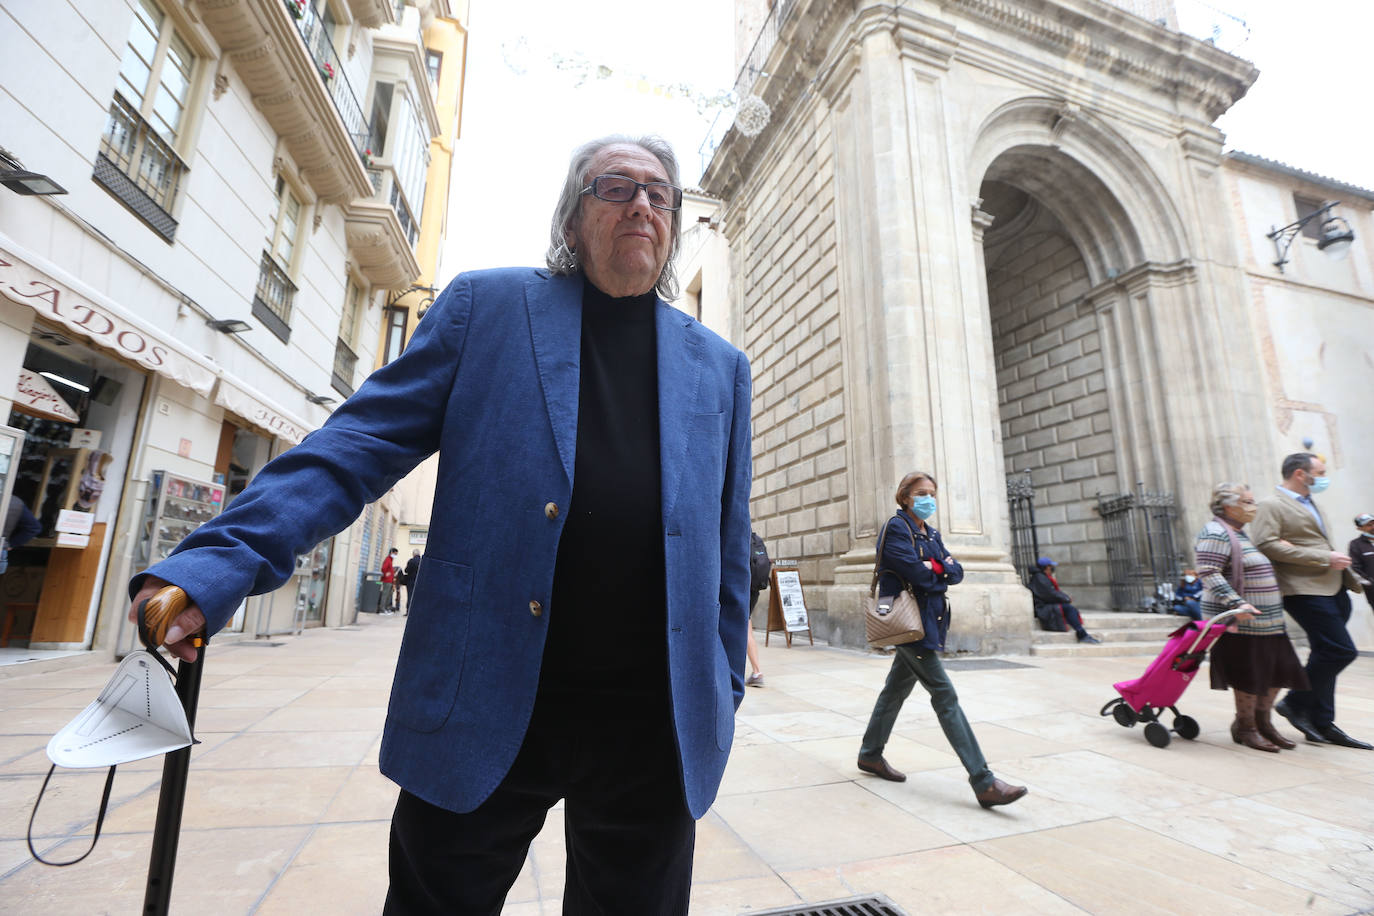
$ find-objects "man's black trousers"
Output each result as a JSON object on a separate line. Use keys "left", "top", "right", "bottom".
{"left": 1282, "top": 590, "right": 1358, "bottom": 729}
{"left": 384, "top": 683, "right": 695, "bottom": 914}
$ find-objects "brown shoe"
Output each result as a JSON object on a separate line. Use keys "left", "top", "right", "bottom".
{"left": 1255, "top": 710, "right": 1297, "bottom": 750}
{"left": 976, "top": 778, "right": 1028, "bottom": 809}
{"left": 857, "top": 755, "right": 906, "bottom": 782}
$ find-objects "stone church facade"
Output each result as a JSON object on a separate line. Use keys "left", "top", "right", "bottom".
{"left": 700, "top": 0, "right": 1374, "bottom": 652}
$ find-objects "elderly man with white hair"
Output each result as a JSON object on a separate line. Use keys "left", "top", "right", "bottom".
{"left": 130, "top": 135, "right": 753, "bottom": 913}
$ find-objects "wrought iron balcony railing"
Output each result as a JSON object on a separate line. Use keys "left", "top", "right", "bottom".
{"left": 331, "top": 336, "right": 358, "bottom": 396}
{"left": 367, "top": 165, "right": 420, "bottom": 249}
{"left": 291, "top": 2, "right": 370, "bottom": 163}
{"left": 94, "top": 92, "right": 189, "bottom": 241}
{"left": 253, "top": 250, "right": 297, "bottom": 342}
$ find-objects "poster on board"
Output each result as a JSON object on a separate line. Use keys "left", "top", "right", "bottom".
{"left": 774, "top": 568, "right": 809, "bottom": 632}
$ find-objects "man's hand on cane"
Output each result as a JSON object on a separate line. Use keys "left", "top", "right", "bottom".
{"left": 128, "top": 575, "right": 207, "bottom": 662}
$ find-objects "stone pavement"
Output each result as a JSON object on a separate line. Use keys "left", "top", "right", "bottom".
{"left": 2, "top": 616, "right": 1372, "bottom": 915}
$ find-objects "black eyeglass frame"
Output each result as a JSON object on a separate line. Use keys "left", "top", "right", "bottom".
{"left": 580, "top": 174, "right": 683, "bottom": 212}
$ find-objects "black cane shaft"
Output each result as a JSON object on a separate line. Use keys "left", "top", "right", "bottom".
{"left": 143, "top": 644, "right": 206, "bottom": 915}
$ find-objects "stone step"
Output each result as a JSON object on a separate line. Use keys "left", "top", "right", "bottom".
{"left": 1078, "top": 612, "right": 1190, "bottom": 630}
{"left": 1030, "top": 642, "right": 1168, "bottom": 658}
{"left": 1032, "top": 627, "right": 1181, "bottom": 645}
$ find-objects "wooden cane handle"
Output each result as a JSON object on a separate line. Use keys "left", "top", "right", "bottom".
{"left": 139, "top": 585, "right": 192, "bottom": 649}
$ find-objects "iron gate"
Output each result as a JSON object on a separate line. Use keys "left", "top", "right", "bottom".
{"left": 1006, "top": 470, "right": 1040, "bottom": 587}
{"left": 1094, "top": 483, "right": 1183, "bottom": 612}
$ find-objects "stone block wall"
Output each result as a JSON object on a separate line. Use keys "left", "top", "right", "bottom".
{"left": 739, "top": 111, "right": 850, "bottom": 617}
{"left": 985, "top": 207, "right": 1117, "bottom": 608}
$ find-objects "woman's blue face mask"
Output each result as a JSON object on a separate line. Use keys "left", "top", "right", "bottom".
{"left": 909, "top": 495, "right": 937, "bottom": 520}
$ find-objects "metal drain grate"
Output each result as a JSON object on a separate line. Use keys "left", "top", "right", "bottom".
{"left": 943, "top": 657, "right": 1036, "bottom": 671}
{"left": 744, "top": 894, "right": 909, "bottom": 916}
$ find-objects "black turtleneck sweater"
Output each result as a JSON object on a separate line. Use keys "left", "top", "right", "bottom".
{"left": 541, "top": 282, "right": 666, "bottom": 690}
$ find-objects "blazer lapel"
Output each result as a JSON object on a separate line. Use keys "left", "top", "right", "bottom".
{"left": 525, "top": 272, "right": 582, "bottom": 484}
{"left": 656, "top": 300, "right": 705, "bottom": 526}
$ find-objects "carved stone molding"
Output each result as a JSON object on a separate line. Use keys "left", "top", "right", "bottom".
{"left": 198, "top": 0, "right": 371, "bottom": 204}
{"left": 344, "top": 200, "right": 421, "bottom": 289}
{"left": 347, "top": 0, "right": 392, "bottom": 29}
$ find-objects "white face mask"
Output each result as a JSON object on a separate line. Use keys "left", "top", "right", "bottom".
{"left": 31, "top": 649, "right": 196, "bottom": 867}
{"left": 47, "top": 650, "right": 193, "bottom": 768}
{"left": 1183, "top": 575, "right": 1197, "bottom": 583}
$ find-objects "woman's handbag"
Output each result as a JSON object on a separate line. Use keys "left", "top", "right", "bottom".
{"left": 863, "top": 517, "right": 925, "bottom": 647}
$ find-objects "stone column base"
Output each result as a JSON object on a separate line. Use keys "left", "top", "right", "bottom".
{"left": 815, "top": 545, "right": 1033, "bottom": 655}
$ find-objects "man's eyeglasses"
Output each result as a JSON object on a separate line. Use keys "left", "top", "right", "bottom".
{"left": 581, "top": 175, "right": 682, "bottom": 211}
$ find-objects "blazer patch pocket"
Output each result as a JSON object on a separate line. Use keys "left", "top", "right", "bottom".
{"left": 392, "top": 557, "right": 474, "bottom": 733}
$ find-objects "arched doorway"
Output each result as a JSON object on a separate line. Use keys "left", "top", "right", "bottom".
{"left": 971, "top": 109, "right": 1193, "bottom": 610}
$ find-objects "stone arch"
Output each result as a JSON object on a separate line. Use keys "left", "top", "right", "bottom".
{"left": 968, "top": 97, "right": 1189, "bottom": 280}
{"left": 968, "top": 98, "right": 1197, "bottom": 610}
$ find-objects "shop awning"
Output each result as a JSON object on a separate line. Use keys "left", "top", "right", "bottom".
{"left": 13, "top": 367, "right": 80, "bottom": 422}
{"left": 0, "top": 239, "right": 217, "bottom": 397}
{"left": 213, "top": 374, "right": 313, "bottom": 445}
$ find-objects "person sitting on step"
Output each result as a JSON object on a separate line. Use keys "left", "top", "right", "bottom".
{"left": 1028, "top": 557, "right": 1100, "bottom": 644}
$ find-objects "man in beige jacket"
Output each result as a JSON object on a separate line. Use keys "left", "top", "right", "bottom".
{"left": 1251, "top": 452, "right": 1369, "bottom": 750}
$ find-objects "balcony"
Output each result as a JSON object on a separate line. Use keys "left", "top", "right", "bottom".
{"left": 196, "top": 0, "right": 370, "bottom": 205}
{"left": 344, "top": 164, "right": 420, "bottom": 289}
{"left": 292, "top": 3, "right": 369, "bottom": 159}
{"left": 93, "top": 93, "right": 189, "bottom": 241}
{"left": 331, "top": 336, "right": 358, "bottom": 396}
{"left": 252, "top": 251, "right": 296, "bottom": 342}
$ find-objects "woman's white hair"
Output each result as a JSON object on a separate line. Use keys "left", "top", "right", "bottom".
{"left": 1210, "top": 482, "right": 1250, "bottom": 516}
{"left": 544, "top": 134, "right": 682, "bottom": 300}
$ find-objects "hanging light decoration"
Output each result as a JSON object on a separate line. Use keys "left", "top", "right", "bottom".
{"left": 734, "top": 95, "right": 771, "bottom": 137}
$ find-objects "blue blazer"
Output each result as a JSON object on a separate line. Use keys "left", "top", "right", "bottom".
{"left": 136, "top": 268, "right": 754, "bottom": 818}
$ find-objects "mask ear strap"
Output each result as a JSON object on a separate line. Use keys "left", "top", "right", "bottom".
{"left": 27, "top": 763, "right": 117, "bottom": 867}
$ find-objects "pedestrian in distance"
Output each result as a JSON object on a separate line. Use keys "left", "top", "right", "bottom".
{"left": 746, "top": 530, "right": 770, "bottom": 686}
{"left": 1348, "top": 512, "right": 1374, "bottom": 616}
{"left": 1, "top": 494, "right": 42, "bottom": 575}
{"left": 127, "top": 133, "right": 753, "bottom": 914}
{"left": 1194, "top": 483, "right": 1309, "bottom": 752}
{"left": 1251, "top": 452, "right": 1370, "bottom": 750}
{"left": 380, "top": 547, "right": 399, "bottom": 615}
{"left": 1027, "top": 557, "right": 1100, "bottom": 643}
{"left": 1171, "top": 568, "right": 1204, "bottom": 621}
{"left": 856, "top": 471, "right": 1028, "bottom": 809}
{"left": 400, "top": 549, "right": 421, "bottom": 616}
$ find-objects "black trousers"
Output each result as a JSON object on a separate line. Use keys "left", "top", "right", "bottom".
{"left": 384, "top": 684, "right": 695, "bottom": 915}
{"left": 1282, "top": 590, "right": 1358, "bottom": 729}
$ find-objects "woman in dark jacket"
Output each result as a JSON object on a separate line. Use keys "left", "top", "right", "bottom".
{"left": 856, "top": 472, "right": 1028, "bottom": 809}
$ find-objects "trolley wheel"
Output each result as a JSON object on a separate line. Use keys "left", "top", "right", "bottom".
{"left": 1144, "top": 721, "right": 1171, "bottom": 748}
{"left": 1174, "top": 715, "right": 1200, "bottom": 740}
{"left": 1112, "top": 703, "right": 1137, "bottom": 728}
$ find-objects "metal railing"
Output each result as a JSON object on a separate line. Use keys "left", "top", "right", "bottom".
{"left": 291, "top": 1, "right": 370, "bottom": 162}
{"left": 1095, "top": 482, "right": 1183, "bottom": 613}
{"left": 734, "top": 0, "right": 796, "bottom": 99}
{"left": 331, "top": 336, "right": 357, "bottom": 396}
{"left": 366, "top": 166, "right": 419, "bottom": 249}
{"left": 95, "top": 93, "right": 189, "bottom": 239}
{"left": 253, "top": 251, "right": 297, "bottom": 340}
{"left": 390, "top": 180, "right": 418, "bottom": 248}
{"left": 1006, "top": 470, "right": 1041, "bottom": 587}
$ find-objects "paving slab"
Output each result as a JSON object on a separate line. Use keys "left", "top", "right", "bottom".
{"left": 1, "top": 616, "right": 1371, "bottom": 914}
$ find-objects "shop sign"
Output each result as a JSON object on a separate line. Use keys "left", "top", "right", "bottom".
{"left": 214, "top": 376, "right": 312, "bottom": 445}
{"left": 56, "top": 509, "right": 95, "bottom": 535}
{"left": 69, "top": 428, "right": 102, "bottom": 449}
{"left": 14, "top": 368, "right": 80, "bottom": 422}
{"left": 0, "top": 244, "right": 216, "bottom": 397}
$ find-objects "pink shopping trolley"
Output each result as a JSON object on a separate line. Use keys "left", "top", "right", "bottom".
{"left": 1099, "top": 608, "right": 1247, "bottom": 748}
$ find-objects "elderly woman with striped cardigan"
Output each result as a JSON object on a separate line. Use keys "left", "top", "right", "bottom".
{"left": 1194, "top": 482, "right": 1309, "bottom": 752}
